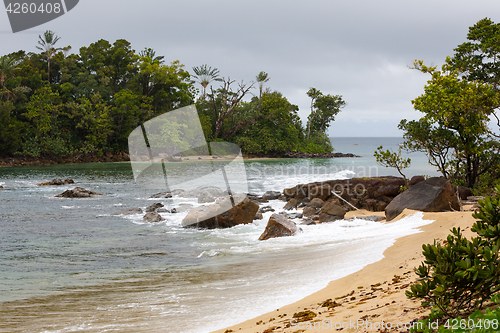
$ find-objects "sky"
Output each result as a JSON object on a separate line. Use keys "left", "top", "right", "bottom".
{"left": 2, "top": 0, "right": 500, "bottom": 137}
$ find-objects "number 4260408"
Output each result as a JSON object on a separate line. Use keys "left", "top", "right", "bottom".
{"left": 5, "top": 2, "right": 62, "bottom": 14}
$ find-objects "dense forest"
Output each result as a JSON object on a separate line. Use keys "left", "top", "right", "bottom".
{"left": 0, "top": 31, "right": 345, "bottom": 158}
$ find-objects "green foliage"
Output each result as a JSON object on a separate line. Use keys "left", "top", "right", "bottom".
{"left": 401, "top": 62, "right": 499, "bottom": 189}
{"left": 374, "top": 145, "right": 411, "bottom": 182}
{"left": 305, "top": 87, "right": 345, "bottom": 140}
{"left": 0, "top": 36, "right": 337, "bottom": 159}
{"left": 407, "top": 186, "right": 500, "bottom": 318}
{"left": 410, "top": 295, "right": 500, "bottom": 332}
{"left": 402, "top": 18, "right": 500, "bottom": 192}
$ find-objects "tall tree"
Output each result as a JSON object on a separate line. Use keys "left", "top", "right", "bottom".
{"left": 0, "top": 55, "right": 20, "bottom": 100}
{"left": 36, "top": 30, "right": 63, "bottom": 83}
{"left": 401, "top": 60, "right": 500, "bottom": 188}
{"left": 192, "top": 64, "right": 222, "bottom": 99}
{"left": 446, "top": 17, "right": 500, "bottom": 135}
{"left": 256, "top": 71, "right": 270, "bottom": 98}
{"left": 305, "top": 87, "right": 345, "bottom": 139}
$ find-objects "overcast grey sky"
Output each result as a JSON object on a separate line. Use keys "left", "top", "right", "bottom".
{"left": 2, "top": 0, "right": 500, "bottom": 136}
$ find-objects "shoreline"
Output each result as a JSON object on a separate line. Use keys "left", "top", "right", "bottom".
{"left": 211, "top": 209, "right": 476, "bottom": 333}
{"left": 0, "top": 152, "right": 360, "bottom": 168}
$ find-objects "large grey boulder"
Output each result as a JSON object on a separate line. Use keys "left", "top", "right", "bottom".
{"left": 182, "top": 194, "right": 259, "bottom": 229}
{"left": 385, "top": 177, "right": 460, "bottom": 221}
{"left": 259, "top": 214, "right": 301, "bottom": 241}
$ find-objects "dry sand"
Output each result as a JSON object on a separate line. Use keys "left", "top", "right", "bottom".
{"left": 212, "top": 208, "right": 477, "bottom": 333}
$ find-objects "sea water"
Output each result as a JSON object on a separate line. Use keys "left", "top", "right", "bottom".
{"left": 0, "top": 138, "right": 439, "bottom": 333}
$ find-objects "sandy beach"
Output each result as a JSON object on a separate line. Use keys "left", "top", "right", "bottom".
{"left": 212, "top": 208, "right": 477, "bottom": 333}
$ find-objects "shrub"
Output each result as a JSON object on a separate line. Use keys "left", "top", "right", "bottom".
{"left": 406, "top": 186, "right": 500, "bottom": 318}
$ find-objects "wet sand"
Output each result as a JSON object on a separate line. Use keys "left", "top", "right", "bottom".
{"left": 212, "top": 209, "right": 477, "bottom": 333}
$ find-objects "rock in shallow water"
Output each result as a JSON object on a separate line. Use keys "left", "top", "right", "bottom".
{"left": 38, "top": 178, "right": 74, "bottom": 186}
{"left": 258, "top": 214, "right": 301, "bottom": 241}
{"left": 112, "top": 208, "right": 143, "bottom": 215}
{"left": 56, "top": 187, "right": 102, "bottom": 198}
{"left": 143, "top": 211, "right": 165, "bottom": 223}
{"left": 146, "top": 202, "right": 164, "bottom": 212}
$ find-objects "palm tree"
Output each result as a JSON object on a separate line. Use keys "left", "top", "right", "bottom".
{"left": 139, "top": 48, "right": 165, "bottom": 64}
{"left": 0, "top": 55, "right": 20, "bottom": 100}
{"left": 256, "top": 71, "right": 270, "bottom": 98}
{"left": 36, "top": 30, "right": 62, "bottom": 83}
{"left": 192, "top": 64, "right": 222, "bottom": 99}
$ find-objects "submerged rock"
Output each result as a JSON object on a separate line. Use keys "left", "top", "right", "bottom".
{"left": 182, "top": 195, "right": 259, "bottom": 229}
{"left": 149, "top": 191, "right": 172, "bottom": 199}
{"left": 56, "top": 187, "right": 102, "bottom": 198}
{"left": 38, "top": 178, "right": 75, "bottom": 186}
{"left": 258, "top": 214, "right": 301, "bottom": 241}
{"left": 259, "top": 206, "right": 275, "bottom": 213}
{"left": 143, "top": 211, "right": 165, "bottom": 223}
{"left": 385, "top": 177, "right": 460, "bottom": 221}
{"left": 112, "top": 208, "right": 143, "bottom": 215}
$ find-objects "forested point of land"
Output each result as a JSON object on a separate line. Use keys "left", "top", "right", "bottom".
{"left": 0, "top": 32, "right": 345, "bottom": 160}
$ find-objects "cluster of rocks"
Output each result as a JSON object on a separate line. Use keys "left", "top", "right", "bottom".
{"left": 282, "top": 176, "right": 409, "bottom": 223}
{"left": 50, "top": 176, "right": 471, "bottom": 241}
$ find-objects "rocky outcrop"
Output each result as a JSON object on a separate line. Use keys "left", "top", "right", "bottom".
{"left": 254, "top": 211, "right": 263, "bottom": 220}
{"left": 146, "top": 202, "right": 164, "bottom": 212}
{"left": 143, "top": 211, "right": 165, "bottom": 223}
{"left": 283, "top": 176, "right": 406, "bottom": 213}
{"left": 56, "top": 187, "right": 102, "bottom": 198}
{"left": 182, "top": 195, "right": 259, "bottom": 229}
{"left": 258, "top": 214, "right": 301, "bottom": 241}
{"left": 385, "top": 177, "right": 460, "bottom": 221}
{"left": 318, "top": 200, "right": 347, "bottom": 222}
{"left": 112, "top": 208, "right": 143, "bottom": 215}
{"left": 37, "top": 178, "right": 74, "bottom": 186}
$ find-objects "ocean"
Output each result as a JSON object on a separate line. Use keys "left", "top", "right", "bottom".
{"left": 0, "top": 138, "right": 439, "bottom": 333}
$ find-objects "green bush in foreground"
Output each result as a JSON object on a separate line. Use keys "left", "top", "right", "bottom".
{"left": 410, "top": 295, "right": 500, "bottom": 333}
{"left": 406, "top": 186, "right": 500, "bottom": 319}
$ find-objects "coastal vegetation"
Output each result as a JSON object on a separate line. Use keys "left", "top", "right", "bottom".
{"left": 0, "top": 32, "right": 344, "bottom": 159}
{"left": 408, "top": 186, "right": 500, "bottom": 332}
